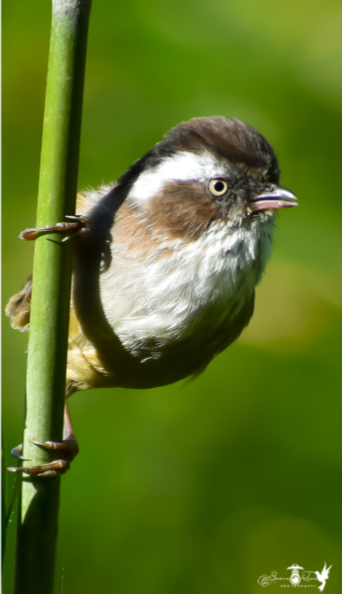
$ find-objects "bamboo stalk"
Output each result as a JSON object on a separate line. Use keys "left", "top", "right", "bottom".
{"left": 14, "top": 1, "right": 92, "bottom": 592}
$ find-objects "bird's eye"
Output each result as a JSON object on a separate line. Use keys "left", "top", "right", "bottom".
{"left": 209, "top": 179, "right": 228, "bottom": 196}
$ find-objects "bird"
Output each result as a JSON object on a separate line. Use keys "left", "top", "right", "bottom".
{"left": 315, "top": 564, "right": 332, "bottom": 592}
{"left": 6, "top": 116, "right": 297, "bottom": 476}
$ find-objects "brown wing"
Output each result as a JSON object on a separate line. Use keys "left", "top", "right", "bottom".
{"left": 5, "top": 275, "right": 32, "bottom": 331}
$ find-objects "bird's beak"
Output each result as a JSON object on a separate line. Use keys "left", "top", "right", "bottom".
{"left": 248, "top": 185, "right": 298, "bottom": 212}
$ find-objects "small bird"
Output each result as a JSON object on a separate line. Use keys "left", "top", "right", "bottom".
{"left": 315, "top": 564, "right": 332, "bottom": 592}
{"left": 6, "top": 116, "right": 297, "bottom": 476}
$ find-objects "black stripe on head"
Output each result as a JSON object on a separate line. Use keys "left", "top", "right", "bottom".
{"left": 117, "top": 139, "right": 178, "bottom": 190}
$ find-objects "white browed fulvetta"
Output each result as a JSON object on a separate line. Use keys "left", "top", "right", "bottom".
{"left": 6, "top": 116, "right": 297, "bottom": 476}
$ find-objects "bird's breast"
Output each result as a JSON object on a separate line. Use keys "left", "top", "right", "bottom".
{"left": 99, "top": 214, "right": 273, "bottom": 364}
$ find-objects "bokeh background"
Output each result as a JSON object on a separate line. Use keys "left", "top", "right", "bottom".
{"left": 2, "top": 0, "right": 342, "bottom": 592}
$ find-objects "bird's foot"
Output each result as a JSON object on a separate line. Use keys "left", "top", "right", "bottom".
{"left": 7, "top": 436, "right": 79, "bottom": 478}
{"left": 19, "top": 215, "right": 89, "bottom": 242}
{"left": 7, "top": 401, "right": 79, "bottom": 477}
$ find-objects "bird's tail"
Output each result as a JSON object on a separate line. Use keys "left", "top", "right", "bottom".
{"left": 318, "top": 583, "right": 325, "bottom": 592}
{"left": 5, "top": 275, "right": 32, "bottom": 331}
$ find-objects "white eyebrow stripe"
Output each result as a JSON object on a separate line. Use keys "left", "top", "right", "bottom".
{"left": 128, "top": 150, "right": 229, "bottom": 201}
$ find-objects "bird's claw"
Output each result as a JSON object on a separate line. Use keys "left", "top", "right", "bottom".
{"left": 10, "top": 443, "right": 30, "bottom": 461}
{"left": 19, "top": 215, "right": 89, "bottom": 241}
{"left": 32, "top": 436, "right": 79, "bottom": 453}
{"left": 7, "top": 435, "right": 79, "bottom": 478}
{"left": 7, "top": 460, "right": 71, "bottom": 478}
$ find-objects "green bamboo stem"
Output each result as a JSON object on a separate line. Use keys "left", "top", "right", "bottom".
{"left": 14, "top": 1, "right": 92, "bottom": 592}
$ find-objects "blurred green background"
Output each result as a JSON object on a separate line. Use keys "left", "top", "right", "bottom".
{"left": 2, "top": 0, "right": 342, "bottom": 592}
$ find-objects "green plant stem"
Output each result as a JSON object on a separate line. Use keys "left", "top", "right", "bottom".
{"left": 14, "top": 1, "right": 92, "bottom": 593}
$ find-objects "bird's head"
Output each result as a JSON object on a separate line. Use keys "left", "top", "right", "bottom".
{"left": 117, "top": 116, "right": 297, "bottom": 243}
